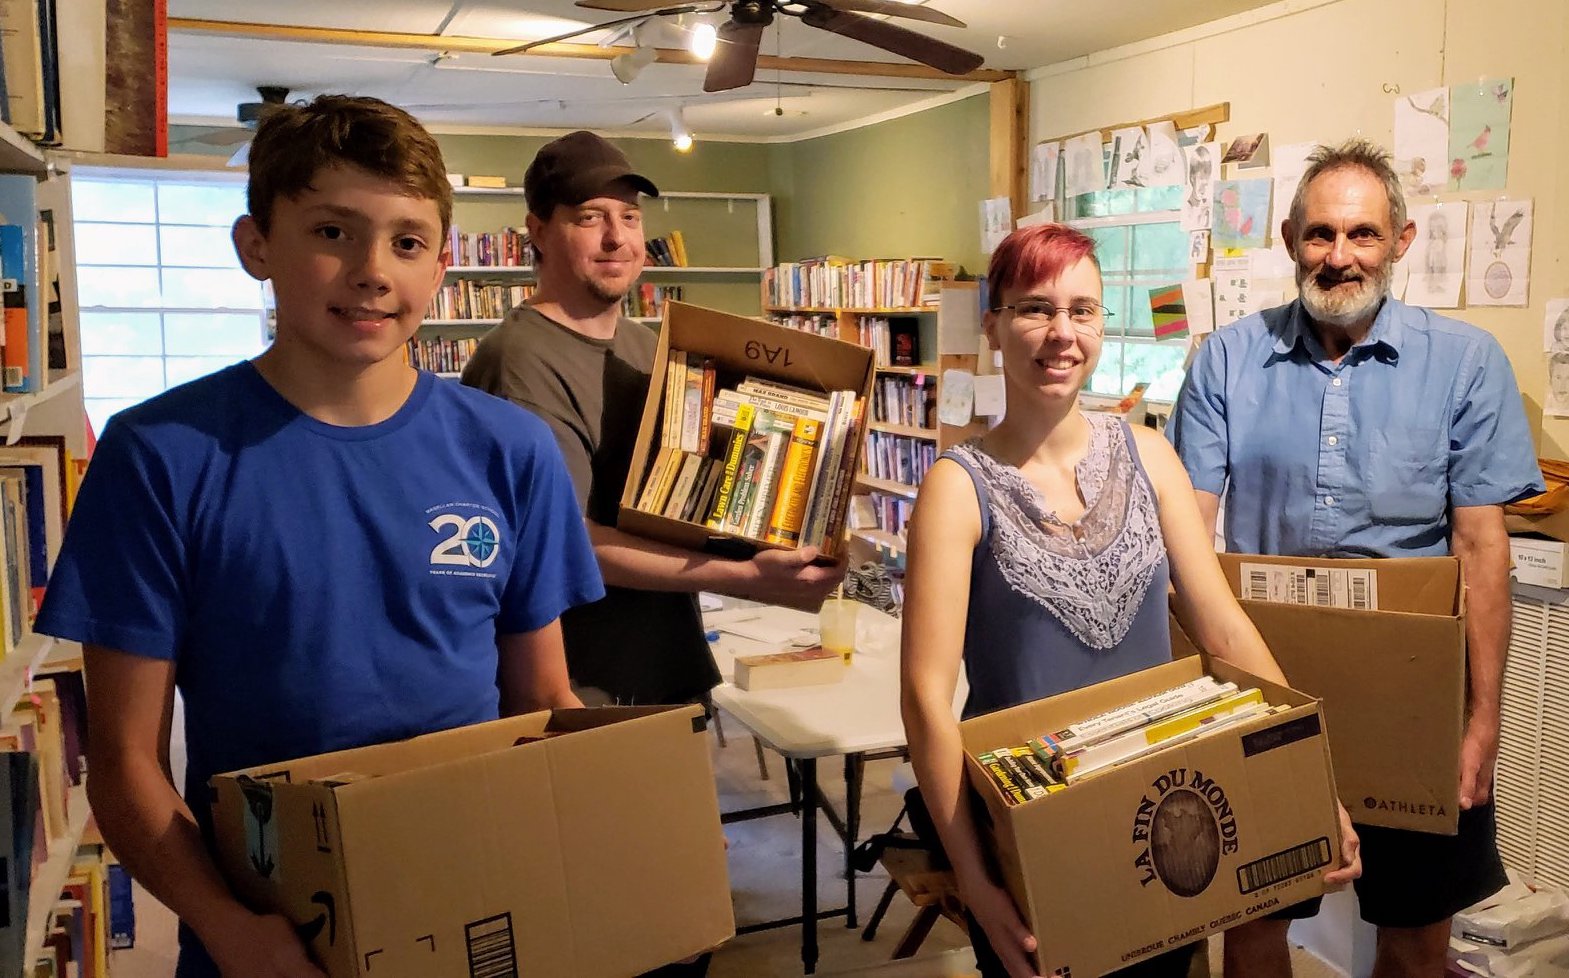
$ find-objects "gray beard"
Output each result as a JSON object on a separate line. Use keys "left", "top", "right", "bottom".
{"left": 1297, "top": 261, "right": 1392, "bottom": 329}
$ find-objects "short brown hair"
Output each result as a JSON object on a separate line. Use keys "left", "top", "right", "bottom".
{"left": 246, "top": 94, "right": 452, "bottom": 236}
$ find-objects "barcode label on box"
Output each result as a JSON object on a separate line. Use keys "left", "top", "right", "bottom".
{"left": 1236, "top": 837, "right": 1332, "bottom": 894}
{"left": 1239, "top": 563, "right": 1378, "bottom": 610}
{"left": 465, "top": 913, "right": 519, "bottom": 978}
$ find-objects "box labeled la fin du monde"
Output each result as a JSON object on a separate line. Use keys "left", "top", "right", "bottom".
{"left": 960, "top": 655, "right": 1342, "bottom": 978}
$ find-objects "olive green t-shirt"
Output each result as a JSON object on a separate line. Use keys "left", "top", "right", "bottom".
{"left": 462, "top": 305, "right": 719, "bottom": 704}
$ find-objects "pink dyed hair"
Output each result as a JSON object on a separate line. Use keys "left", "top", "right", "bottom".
{"left": 986, "top": 223, "right": 1100, "bottom": 308}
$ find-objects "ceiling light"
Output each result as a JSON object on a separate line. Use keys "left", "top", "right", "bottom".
{"left": 669, "top": 107, "right": 694, "bottom": 153}
{"left": 610, "top": 24, "right": 656, "bottom": 84}
{"left": 690, "top": 21, "right": 718, "bottom": 61}
{"left": 611, "top": 44, "right": 656, "bottom": 84}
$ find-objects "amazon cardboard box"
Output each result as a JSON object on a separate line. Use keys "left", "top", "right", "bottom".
{"left": 618, "top": 301, "right": 875, "bottom": 562}
{"left": 210, "top": 706, "right": 734, "bottom": 978}
{"left": 1213, "top": 552, "right": 1467, "bottom": 834}
{"left": 960, "top": 656, "right": 1340, "bottom": 978}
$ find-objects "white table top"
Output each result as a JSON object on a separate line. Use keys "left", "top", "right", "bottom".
{"left": 705, "top": 600, "right": 966, "bottom": 760}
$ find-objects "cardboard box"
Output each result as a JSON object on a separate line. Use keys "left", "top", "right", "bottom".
{"left": 1212, "top": 552, "right": 1465, "bottom": 833}
{"left": 618, "top": 301, "right": 876, "bottom": 561}
{"left": 210, "top": 706, "right": 734, "bottom": 978}
{"left": 960, "top": 657, "right": 1339, "bottom": 978}
{"left": 1509, "top": 536, "right": 1569, "bottom": 589}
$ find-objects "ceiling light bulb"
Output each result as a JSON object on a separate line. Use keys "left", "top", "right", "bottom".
{"left": 690, "top": 21, "right": 718, "bottom": 61}
{"left": 669, "top": 107, "right": 694, "bottom": 152}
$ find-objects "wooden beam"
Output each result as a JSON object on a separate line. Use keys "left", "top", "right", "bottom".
{"left": 988, "top": 77, "right": 1028, "bottom": 223}
{"left": 1040, "top": 102, "right": 1231, "bottom": 147}
{"left": 168, "top": 18, "right": 1014, "bottom": 85}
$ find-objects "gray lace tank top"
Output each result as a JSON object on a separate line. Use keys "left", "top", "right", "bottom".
{"left": 943, "top": 414, "right": 1173, "bottom": 719}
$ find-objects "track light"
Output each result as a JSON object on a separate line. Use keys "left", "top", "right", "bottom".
{"left": 669, "top": 107, "right": 694, "bottom": 153}
{"left": 690, "top": 21, "right": 718, "bottom": 61}
{"left": 610, "top": 26, "right": 656, "bottom": 84}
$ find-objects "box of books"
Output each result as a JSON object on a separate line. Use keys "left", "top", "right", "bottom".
{"left": 618, "top": 301, "right": 875, "bottom": 561}
{"left": 959, "top": 657, "right": 1341, "bottom": 978}
{"left": 209, "top": 705, "right": 733, "bottom": 978}
{"left": 1212, "top": 552, "right": 1466, "bottom": 833}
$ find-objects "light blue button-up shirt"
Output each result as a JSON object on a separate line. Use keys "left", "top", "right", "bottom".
{"left": 1168, "top": 297, "right": 1543, "bottom": 557}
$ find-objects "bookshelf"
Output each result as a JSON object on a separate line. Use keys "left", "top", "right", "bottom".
{"left": 420, "top": 187, "right": 772, "bottom": 375}
{"left": 0, "top": 156, "right": 100, "bottom": 975}
{"left": 764, "top": 269, "right": 990, "bottom": 574}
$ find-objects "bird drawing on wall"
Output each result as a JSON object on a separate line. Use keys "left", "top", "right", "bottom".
{"left": 1487, "top": 204, "right": 1526, "bottom": 257}
{"left": 1405, "top": 92, "right": 1448, "bottom": 123}
{"left": 1469, "top": 124, "right": 1493, "bottom": 157}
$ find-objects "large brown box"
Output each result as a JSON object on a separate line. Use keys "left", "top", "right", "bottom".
{"left": 1211, "top": 552, "right": 1467, "bottom": 834}
{"left": 960, "top": 657, "right": 1339, "bottom": 978}
{"left": 618, "top": 301, "right": 876, "bottom": 560}
{"left": 211, "top": 706, "right": 734, "bottom": 978}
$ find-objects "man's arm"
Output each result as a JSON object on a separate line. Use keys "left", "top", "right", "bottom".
{"left": 498, "top": 620, "right": 584, "bottom": 714}
{"left": 84, "top": 646, "right": 325, "bottom": 978}
{"left": 1450, "top": 504, "right": 1511, "bottom": 809}
{"left": 1195, "top": 489, "right": 1221, "bottom": 540}
{"left": 586, "top": 521, "right": 844, "bottom": 610}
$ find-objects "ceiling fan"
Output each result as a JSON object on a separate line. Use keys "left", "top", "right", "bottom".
{"left": 178, "top": 86, "right": 293, "bottom": 166}
{"left": 494, "top": 0, "right": 985, "bottom": 93}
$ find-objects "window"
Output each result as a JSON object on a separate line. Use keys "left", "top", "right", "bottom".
{"left": 1067, "top": 184, "right": 1191, "bottom": 402}
{"left": 71, "top": 173, "right": 268, "bottom": 434}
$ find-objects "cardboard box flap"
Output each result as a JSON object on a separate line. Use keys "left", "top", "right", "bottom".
{"left": 661, "top": 301, "right": 872, "bottom": 394}
{"left": 1217, "top": 553, "right": 1461, "bottom": 616}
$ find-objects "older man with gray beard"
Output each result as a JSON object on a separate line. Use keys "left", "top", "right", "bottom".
{"left": 1168, "top": 139, "right": 1542, "bottom": 978}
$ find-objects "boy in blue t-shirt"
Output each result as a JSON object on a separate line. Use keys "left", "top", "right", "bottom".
{"left": 35, "top": 96, "right": 604, "bottom": 978}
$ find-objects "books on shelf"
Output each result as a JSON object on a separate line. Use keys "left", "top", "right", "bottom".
{"left": 632, "top": 351, "right": 865, "bottom": 552}
{"left": 624, "top": 284, "right": 682, "bottom": 320}
{"left": 446, "top": 226, "right": 529, "bottom": 269}
{"left": 872, "top": 373, "right": 935, "bottom": 429}
{"left": 646, "top": 231, "right": 688, "bottom": 268}
{"left": 764, "top": 258, "right": 932, "bottom": 310}
{"left": 769, "top": 312, "right": 838, "bottom": 339}
{"left": 861, "top": 430, "right": 936, "bottom": 488}
{"left": 427, "top": 281, "right": 534, "bottom": 321}
{"left": 974, "top": 676, "right": 1285, "bottom": 805}
{"left": 856, "top": 316, "right": 921, "bottom": 368}
{"left": 405, "top": 335, "right": 479, "bottom": 375}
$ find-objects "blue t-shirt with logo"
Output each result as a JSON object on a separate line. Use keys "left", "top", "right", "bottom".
{"left": 35, "top": 363, "right": 603, "bottom": 974}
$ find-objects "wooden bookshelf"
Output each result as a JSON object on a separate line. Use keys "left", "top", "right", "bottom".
{"left": 764, "top": 305, "right": 934, "bottom": 315}
{"left": 446, "top": 265, "right": 763, "bottom": 276}
{"left": 873, "top": 364, "right": 933, "bottom": 377}
{"left": 0, "top": 119, "right": 46, "bottom": 175}
{"left": 850, "top": 527, "right": 906, "bottom": 552}
{"left": 857, "top": 475, "right": 919, "bottom": 499}
{"left": 24, "top": 783, "right": 92, "bottom": 968}
{"left": 867, "top": 420, "right": 938, "bottom": 441}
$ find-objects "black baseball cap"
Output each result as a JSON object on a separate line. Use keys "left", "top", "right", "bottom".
{"left": 524, "top": 130, "right": 660, "bottom": 217}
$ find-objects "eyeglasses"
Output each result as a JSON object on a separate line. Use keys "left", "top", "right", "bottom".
{"left": 993, "top": 300, "right": 1112, "bottom": 336}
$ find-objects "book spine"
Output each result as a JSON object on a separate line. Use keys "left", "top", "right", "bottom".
{"left": 662, "top": 453, "right": 704, "bottom": 519}
{"left": 764, "top": 416, "right": 822, "bottom": 546}
{"left": 977, "top": 752, "right": 1027, "bottom": 807}
{"left": 818, "top": 396, "right": 866, "bottom": 557}
{"left": 707, "top": 403, "right": 755, "bottom": 528}
{"left": 680, "top": 353, "right": 703, "bottom": 453}
{"left": 743, "top": 420, "right": 793, "bottom": 540}
{"left": 995, "top": 748, "right": 1048, "bottom": 800}
{"left": 697, "top": 358, "right": 716, "bottom": 454}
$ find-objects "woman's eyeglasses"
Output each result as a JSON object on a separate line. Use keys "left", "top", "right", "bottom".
{"left": 993, "top": 300, "right": 1112, "bottom": 336}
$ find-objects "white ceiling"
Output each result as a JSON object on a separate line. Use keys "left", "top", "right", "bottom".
{"left": 168, "top": 0, "right": 1279, "bottom": 141}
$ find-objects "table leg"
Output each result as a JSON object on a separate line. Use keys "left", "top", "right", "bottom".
{"left": 845, "top": 752, "right": 864, "bottom": 929}
{"left": 801, "top": 756, "right": 819, "bottom": 975}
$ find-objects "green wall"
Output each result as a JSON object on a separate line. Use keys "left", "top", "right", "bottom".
{"left": 171, "top": 94, "right": 991, "bottom": 308}
{"left": 764, "top": 93, "right": 989, "bottom": 276}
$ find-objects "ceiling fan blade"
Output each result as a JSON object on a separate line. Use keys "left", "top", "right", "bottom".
{"left": 798, "top": 7, "right": 984, "bottom": 75}
{"left": 806, "top": 0, "right": 964, "bottom": 28}
{"left": 494, "top": 5, "right": 705, "bottom": 55}
{"left": 576, "top": 0, "right": 699, "bottom": 11}
{"left": 703, "top": 20, "right": 764, "bottom": 93}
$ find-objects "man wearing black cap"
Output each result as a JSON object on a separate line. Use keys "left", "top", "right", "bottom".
{"left": 463, "top": 128, "right": 842, "bottom": 728}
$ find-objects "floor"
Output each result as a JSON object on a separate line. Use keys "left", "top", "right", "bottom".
{"left": 107, "top": 711, "right": 1345, "bottom": 978}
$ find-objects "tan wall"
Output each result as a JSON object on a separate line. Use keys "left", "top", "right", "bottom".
{"left": 1028, "top": 0, "right": 1569, "bottom": 454}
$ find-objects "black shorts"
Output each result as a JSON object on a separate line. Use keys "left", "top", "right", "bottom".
{"left": 968, "top": 913, "right": 1198, "bottom": 978}
{"left": 1266, "top": 803, "right": 1507, "bottom": 928}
